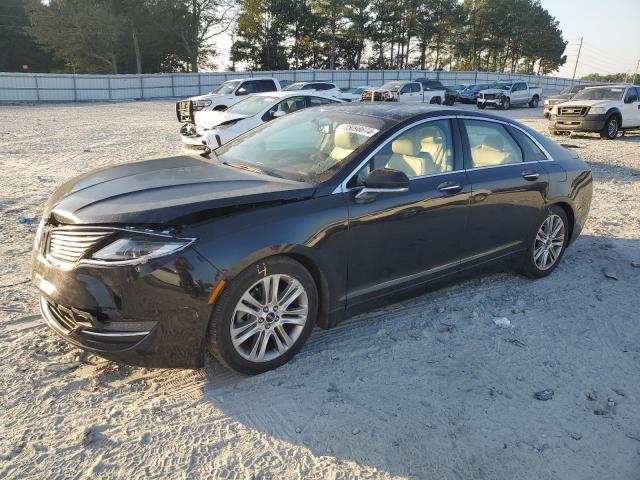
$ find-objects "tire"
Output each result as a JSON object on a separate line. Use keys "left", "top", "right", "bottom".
{"left": 501, "top": 96, "right": 511, "bottom": 110}
{"left": 519, "top": 206, "right": 569, "bottom": 278}
{"left": 599, "top": 115, "right": 619, "bottom": 140}
{"left": 207, "top": 256, "right": 318, "bottom": 375}
{"left": 429, "top": 97, "right": 441, "bottom": 105}
{"left": 529, "top": 96, "right": 539, "bottom": 108}
{"left": 548, "top": 128, "right": 561, "bottom": 136}
{"left": 477, "top": 103, "right": 486, "bottom": 109}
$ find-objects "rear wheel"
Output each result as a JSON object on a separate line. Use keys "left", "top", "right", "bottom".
{"left": 529, "top": 96, "right": 539, "bottom": 108}
{"left": 477, "top": 103, "right": 486, "bottom": 109}
{"left": 519, "top": 206, "right": 568, "bottom": 278}
{"left": 429, "top": 96, "right": 441, "bottom": 105}
{"left": 599, "top": 115, "right": 619, "bottom": 140}
{"left": 208, "top": 256, "right": 318, "bottom": 374}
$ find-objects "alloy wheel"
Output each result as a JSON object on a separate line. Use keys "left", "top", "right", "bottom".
{"left": 607, "top": 119, "right": 618, "bottom": 138}
{"left": 533, "top": 213, "right": 565, "bottom": 270}
{"left": 230, "top": 274, "right": 308, "bottom": 362}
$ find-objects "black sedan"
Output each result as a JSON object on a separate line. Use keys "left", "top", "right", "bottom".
{"left": 31, "top": 104, "right": 592, "bottom": 374}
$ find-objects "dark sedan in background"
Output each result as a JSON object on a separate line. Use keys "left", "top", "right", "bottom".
{"left": 31, "top": 104, "right": 592, "bottom": 374}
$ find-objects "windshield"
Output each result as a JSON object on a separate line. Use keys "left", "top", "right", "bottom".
{"left": 381, "top": 82, "right": 402, "bottom": 91}
{"left": 488, "top": 83, "right": 512, "bottom": 90}
{"left": 283, "top": 82, "right": 306, "bottom": 91}
{"left": 572, "top": 87, "right": 625, "bottom": 101}
{"left": 344, "top": 87, "right": 363, "bottom": 94}
{"left": 216, "top": 110, "right": 390, "bottom": 183}
{"left": 227, "top": 95, "right": 278, "bottom": 116}
{"left": 211, "top": 80, "right": 240, "bottom": 95}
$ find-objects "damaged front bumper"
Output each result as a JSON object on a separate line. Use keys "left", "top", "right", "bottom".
{"left": 31, "top": 242, "right": 221, "bottom": 368}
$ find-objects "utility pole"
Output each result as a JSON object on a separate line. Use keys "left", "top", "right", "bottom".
{"left": 571, "top": 37, "right": 583, "bottom": 85}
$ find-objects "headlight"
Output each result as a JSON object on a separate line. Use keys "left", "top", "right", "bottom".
{"left": 88, "top": 235, "right": 194, "bottom": 265}
{"left": 33, "top": 218, "right": 45, "bottom": 251}
{"left": 193, "top": 99, "right": 212, "bottom": 110}
{"left": 589, "top": 107, "right": 605, "bottom": 114}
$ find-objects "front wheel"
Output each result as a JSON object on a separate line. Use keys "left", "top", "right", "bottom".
{"left": 477, "top": 103, "right": 486, "bottom": 109}
{"left": 208, "top": 256, "right": 318, "bottom": 374}
{"left": 599, "top": 116, "right": 619, "bottom": 140}
{"left": 519, "top": 206, "right": 568, "bottom": 278}
{"left": 501, "top": 96, "right": 511, "bottom": 110}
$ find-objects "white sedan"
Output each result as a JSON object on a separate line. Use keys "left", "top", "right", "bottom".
{"left": 180, "top": 91, "right": 343, "bottom": 149}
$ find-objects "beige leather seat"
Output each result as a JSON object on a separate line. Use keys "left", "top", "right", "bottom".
{"left": 330, "top": 129, "right": 359, "bottom": 160}
{"left": 419, "top": 126, "right": 452, "bottom": 172}
{"left": 386, "top": 137, "right": 435, "bottom": 177}
{"left": 470, "top": 134, "right": 511, "bottom": 167}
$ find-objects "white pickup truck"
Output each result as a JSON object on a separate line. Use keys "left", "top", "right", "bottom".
{"left": 477, "top": 81, "right": 542, "bottom": 110}
{"left": 176, "top": 77, "right": 281, "bottom": 122}
{"left": 361, "top": 81, "right": 445, "bottom": 104}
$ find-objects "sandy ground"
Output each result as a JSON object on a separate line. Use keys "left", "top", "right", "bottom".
{"left": 0, "top": 100, "right": 639, "bottom": 479}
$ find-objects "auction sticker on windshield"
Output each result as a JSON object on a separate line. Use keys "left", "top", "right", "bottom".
{"left": 337, "top": 124, "right": 379, "bottom": 137}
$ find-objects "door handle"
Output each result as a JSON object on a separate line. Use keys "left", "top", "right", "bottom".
{"left": 438, "top": 182, "right": 463, "bottom": 194}
{"left": 521, "top": 171, "right": 540, "bottom": 181}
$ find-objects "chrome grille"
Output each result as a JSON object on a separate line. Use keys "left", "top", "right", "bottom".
{"left": 47, "top": 228, "right": 113, "bottom": 264}
{"left": 483, "top": 93, "right": 496, "bottom": 100}
{"left": 558, "top": 106, "right": 589, "bottom": 117}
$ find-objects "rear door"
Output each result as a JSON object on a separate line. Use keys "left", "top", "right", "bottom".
{"left": 511, "top": 83, "right": 527, "bottom": 105}
{"left": 458, "top": 117, "right": 549, "bottom": 265}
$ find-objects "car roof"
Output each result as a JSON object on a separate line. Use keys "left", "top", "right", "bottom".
{"left": 252, "top": 91, "right": 341, "bottom": 99}
{"left": 323, "top": 103, "right": 514, "bottom": 123}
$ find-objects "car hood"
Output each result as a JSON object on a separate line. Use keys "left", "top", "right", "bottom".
{"left": 553, "top": 99, "right": 612, "bottom": 108}
{"left": 193, "top": 110, "right": 249, "bottom": 129}
{"left": 548, "top": 93, "right": 573, "bottom": 101}
{"left": 44, "top": 156, "right": 314, "bottom": 226}
{"left": 189, "top": 93, "right": 233, "bottom": 102}
{"left": 480, "top": 88, "right": 508, "bottom": 95}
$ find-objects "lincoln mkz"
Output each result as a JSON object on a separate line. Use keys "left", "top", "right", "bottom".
{"left": 31, "top": 104, "right": 592, "bottom": 374}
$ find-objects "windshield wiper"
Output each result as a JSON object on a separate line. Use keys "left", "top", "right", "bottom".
{"left": 221, "top": 161, "right": 264, "bottom": 174}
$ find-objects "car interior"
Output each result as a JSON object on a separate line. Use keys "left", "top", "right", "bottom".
{"left": 464, "top": 121, "right": 522, "bottom": 167}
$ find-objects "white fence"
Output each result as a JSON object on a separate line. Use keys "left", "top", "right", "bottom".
{"left": 0, "top": 70, "right": 591, "bottom": 102}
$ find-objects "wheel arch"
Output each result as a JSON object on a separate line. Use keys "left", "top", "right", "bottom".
{"left": 550, "top": 201, "right": 576, "bottom": 245}
{"left": 605, "top": 107, "right": 621, "bottom": 121}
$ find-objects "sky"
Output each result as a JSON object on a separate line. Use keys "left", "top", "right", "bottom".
{"left": 214, "top": 0, "right": 640, "bottom": 79}
{"left": 539, "top": 0, "right": 640, "bottom": 78}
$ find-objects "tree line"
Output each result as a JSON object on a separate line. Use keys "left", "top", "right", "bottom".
{"left": 3, "top": 0, "right": 569, "bottom": 76}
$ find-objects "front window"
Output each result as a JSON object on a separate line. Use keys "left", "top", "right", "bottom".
{"left": 211, "top": 80, "right": 240, "bottom": 95}
{"left": 572, "top": 87, "right": 625, "bottom": 101}
{"left": 227, "top": 96, "right": 279, "bottom": 116}
{"left": 381, "top": 81, "right": 402, "bottom": 92}
{"left": 216, "top": 110, "right": 390, "bottom": 183}
{"left": 283, "top": 82, "right": 306, "bottom": 91}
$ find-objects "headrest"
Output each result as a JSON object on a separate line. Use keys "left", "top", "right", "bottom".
{"left": 392, "top": 138, "right": 419, "bottom": 156}
{"left": 483, "top": 134, "right": 504, "bottom": 151}
{"left": 334, "top": 129, "right": 358, "bottom": 149}
{"left": 419, "top": 126, "right": 442, "bottom": 146}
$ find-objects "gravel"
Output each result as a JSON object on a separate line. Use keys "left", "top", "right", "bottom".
{"left": 0, "top": 100, "right": 639, "bottom": 479}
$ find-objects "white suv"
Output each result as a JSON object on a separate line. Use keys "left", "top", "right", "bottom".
{"left": 548, "top": 84, "right": 640, "bottom": 139}
{"left": 282, "top": 81, "right": 342, "bottom": 98}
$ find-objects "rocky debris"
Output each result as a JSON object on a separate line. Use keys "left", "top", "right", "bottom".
{"left": 493, "top": 317, "right": 512, "bottom": 328}
{"left": 586, "top": 391, "right": 598, "bottom": 401}
{"left": 77, "top": 426, "right": 97, "bottom": 446}
{"left": 295, "top": 427, "right": 302, "bottom": 434}
{"left": 611, "top": 388, "right": 626, "bottom": 397}
{"left": 593, "top": 409, "right": 608, "bottom": 416}
{"left": 631, "top": 260, "right": 640, "bottom": 268}
{"left": 515, "top": 375, "right": 525, "bottom": 382}
{"left": 533, "top": 389, "right": 554, "bottom": 401}
{"left": 569, "top": 432, "right": 582, "bottom": 441}
{"left": 44, "top": 362, "right": 80, "bottom": 373}
{"left": 603, "top": 269, "right": 618, "bottom": 280}
{"left": 506, "top": 338, "right": 526, "bottom": 348}
{"left": 607, "top": 398, "right": 615, "bottom": 408}
{"left": 352, "top": 428, "right": 360, "bottom": 435}
{"left": 626, "top": 433, "right": 640, "bottom": 442}
{"left": 470, "top": 311, "right": 479, "bottom": 319}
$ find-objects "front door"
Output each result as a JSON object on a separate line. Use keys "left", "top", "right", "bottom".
{"left": 344, "top": 118, "right": 470, "bottom": 306}
{"left": 458, "top": 118, "right": 549, "bottom": 265}
{"left": 621, "top": 87, "right": 640, "bottom": 127}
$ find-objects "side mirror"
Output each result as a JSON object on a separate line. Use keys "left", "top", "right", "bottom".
{"left": 356, "top": 168, "right": 410, "bottom": 200}
{"left": 272, "top": 110, "right": 286, "bottom": 118}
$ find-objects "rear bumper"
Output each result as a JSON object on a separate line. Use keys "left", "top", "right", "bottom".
{"left": 549, "top": 114, "right": 606, "bottom": 132}
{"left": 31, "top": 246, "right": 221, "bottom": 368}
